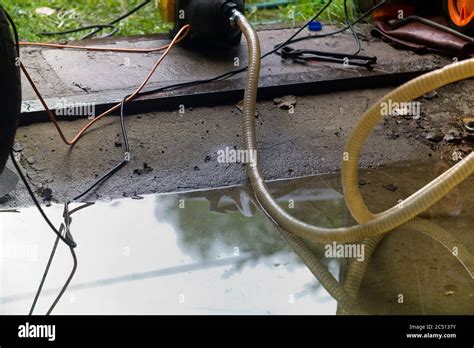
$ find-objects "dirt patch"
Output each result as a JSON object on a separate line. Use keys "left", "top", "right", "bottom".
{"left": 383, "top": 79, "right": 474, "bottom": 163}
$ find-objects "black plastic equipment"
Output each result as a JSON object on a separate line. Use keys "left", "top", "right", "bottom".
{"left": 0, "top": 6, "right": 20, "bottom": 172}
{"left": 172, "top": 0, "right": 245, "bottom": 47}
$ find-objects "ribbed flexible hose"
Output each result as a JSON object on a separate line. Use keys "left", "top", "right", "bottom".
{"left": 341, "top": 62, "right": 474, "bottom": 225}
{"left": 232, "top": 10, "right": 365, "bottom": 314}
{"left": 338, "top": 38, "right": 474, "bottom": 293}
{"left": 233, "top": 11, "right": 474, "bottom": 316}
{"left": 274, "top": 226, "right": 365, "bottom": 314}
{"left": 233, "top": 12, "right": 474, "bottom": 245}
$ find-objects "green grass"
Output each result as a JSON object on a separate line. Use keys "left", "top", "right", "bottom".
{"left": 246, "top": 0, "right": 354, "bottom": 26}
{"left": 1, "top": 0, "right": 354, "bottom": 42}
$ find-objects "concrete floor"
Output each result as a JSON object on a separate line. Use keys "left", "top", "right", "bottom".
{"left": 3, "top": 76, "right": 473, "bottom": 209}
{"left": 1, "top": 27, "right": 473, "bottom": 208}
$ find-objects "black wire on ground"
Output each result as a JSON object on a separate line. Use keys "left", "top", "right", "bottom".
{"left": 5, "top": 8, "right": 79, "bottom": 316}
{"left": 8, "top": 1, "right": 132, "bottom": 313}
{"left": 9, "top": 152, "right": 76, "bottom": 247}
{"left": 97, "top": 27, "right": 120, "bottom": 39}
{"left": 39, "top": 0, "right": 151, "bottom": 40}
{"left": 72, "top": 97, "right": 130, "bottom": 203}
{"left": 34, "top": 96, "right": 130, "bottom": 315}
{"left": 34, "top": 96, "right": 131, "bottom": 316}
{"left": 12, "top": 141, "right": 76, "bottom": 317}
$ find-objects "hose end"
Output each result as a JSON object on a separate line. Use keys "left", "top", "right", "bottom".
{"left": 226, "top": 5, "right": 241, "bottom": 29}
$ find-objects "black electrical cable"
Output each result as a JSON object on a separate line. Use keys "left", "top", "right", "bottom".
{"left": 97, "top": 27, "right": 120, "bottom": 39}
{"left": 40, "top": 24, "right": 115, "bottom": 36}
{"left": 283, "top": 0, "right": 387, "bottom": 45}
{"left": 10, "top": 153, "right": 76, "bottom": 249}
{"left": 45, "top": 244, "right": 78, "bottom": 315}
{"left": 31, "top": 96, "right": 131, "bottom": 315}
{"left": 263, "top": 0, "right": 335, "bottom": 58}
{"left": 6, "top": 6, "right": 134, "bottom": 315}
{"left": 72, "top": 97, "right": 130, "bottom": 203}
{"left": 39, "top": 0, "right": 151, "bottom": 40}
{"left": 344, "top": 0, "right": 362, "bottom": 55}
{"left": 29, "top": 232, "right": 60, "bottom": 315}
{"left": 82, "top": 0, "right": 151, "bottom": 40}
{"left": 44, "top": 97, "right": 130, "bottom": 315}
{"left": 29, "top": 202, "right": 92, "bottom": 315}
{"left": 108, "top": 0, "right": 151, "bottom": 26}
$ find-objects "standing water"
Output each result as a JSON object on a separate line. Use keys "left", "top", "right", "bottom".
{"left": 0, "top": 160, "right": 472, "bottom": 315}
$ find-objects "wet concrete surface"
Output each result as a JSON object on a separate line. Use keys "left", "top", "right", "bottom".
{"left": 1, "top": 161, "right": 472, "bottom": 315}
{"left": 0, "top": 89, "right": 426, "bottom": 207}
{"left": 3, "top": 74, "right": 474, "bottom": 209}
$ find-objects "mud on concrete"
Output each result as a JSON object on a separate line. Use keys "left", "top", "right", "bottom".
{"left": 2, "top": 75, "right": 473, "bottom": 209}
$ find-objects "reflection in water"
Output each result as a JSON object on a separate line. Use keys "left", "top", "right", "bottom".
{"left": 0, "top": 160, "right": 473, "bottom": 315}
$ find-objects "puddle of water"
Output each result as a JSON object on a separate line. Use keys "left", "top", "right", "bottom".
{"left": 0, "top": 160, "right": 473, "bottom": 315}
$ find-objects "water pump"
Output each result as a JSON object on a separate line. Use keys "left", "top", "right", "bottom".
{"left": 0, "top": 7, "right": 21, "bottom": 172}
{"left": 158, "top": 0, "right": 245, "bottom": 46}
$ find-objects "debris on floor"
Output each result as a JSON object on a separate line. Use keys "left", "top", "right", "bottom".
{"left": 37, "top": 186, "right": 53, "bottom": 202}
{"left": 273, "top": 95, "right": 297, "bottom": 110}
{"left": 133, "top": 162, "right": 153, "bottom": 175}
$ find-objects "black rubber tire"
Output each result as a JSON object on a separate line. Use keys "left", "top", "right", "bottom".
{"left": 0, "top": 7, "right": 20, "bottom": 173}
{"left": 442, "top": 0, "right": 474, "bottom": 35}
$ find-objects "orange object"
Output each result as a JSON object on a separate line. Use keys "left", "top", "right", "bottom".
{"left": 447, "top": 0, "right": 474, "bottom": 27}
{"left": 20, "top": 25, "right": 190, "bottom": 147}
{"left": 19, "top": 29, "right": 188, "bottom": 53}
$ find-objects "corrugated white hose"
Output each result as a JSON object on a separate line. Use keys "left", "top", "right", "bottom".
{"left": 233, "top": 12, "right": 474, "bottom": 278}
